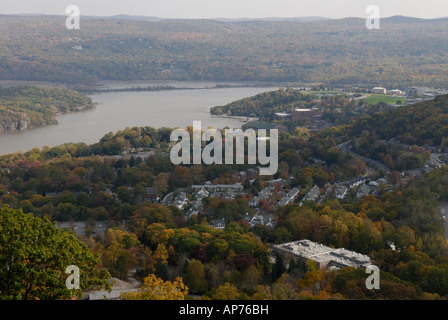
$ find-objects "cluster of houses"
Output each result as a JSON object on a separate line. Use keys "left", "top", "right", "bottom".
{"left": 301, "top": 185, "right": 320, "bottom": 204}
{"left": 209, "top": 211, "right": 277, "bottom": 230}
{"left": 249, "top": 185, "right": 274, "bottom": 207}
{"left": 166, "top": 174, "right": 304, "bottom": 230}
{"left": 243, "top": 211, "right": 276, "bottom": 228}
{"left": 161, "top": 132, "right": 448, "bottom": 232}
{"left": 167, "top": 173, "right": 378, "bottom": 230}
{"left": 165, "top": 168, "right": 400, "bottom": 231}
{"left": 275, "top": 187, "right": 300, "bottom": 209}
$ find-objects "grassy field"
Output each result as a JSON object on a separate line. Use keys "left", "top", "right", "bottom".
{"left": 362, "top": 94, "right": 406, "bottom": 105}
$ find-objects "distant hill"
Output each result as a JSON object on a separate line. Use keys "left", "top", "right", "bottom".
{"left": 84, "top": 14, "right": 166, "bottom": 22}
{"left": 1, "top": 15, "right": 448, "bottom": 87}
{"left": 380, "top": 15, "right": 448, "bottom": 25}
{"left": 0, "top": 13, "right": 331, "bottom": 22}
{"left": 213, "top": 16, "right": 332, "bottom": 22}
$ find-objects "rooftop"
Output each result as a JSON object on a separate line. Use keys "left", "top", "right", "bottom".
{"left": 294, "top": 108, "right": 318, "bottom": 112}
{"left": 303, "top": 185, "right": 320, "bottom": 201}
{"left": 273, "top": 239, "right": 371, "bottom": 269}
{"left": 275, "top": 112, "right": 290, "bottom": 116}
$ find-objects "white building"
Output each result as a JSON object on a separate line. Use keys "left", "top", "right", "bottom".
{"left": 273, "top": 239, "right": 371, "bottom": 270}
{"left": 371, "top": 87, "right": 387, "bottom": 94}
{"left": 388, "top": 89, "right": 403, "bottom": 96}
{"left": 335, "top": 185, "right": 348, "bottom": 199}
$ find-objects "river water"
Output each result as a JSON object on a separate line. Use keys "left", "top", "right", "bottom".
{"left": 0, "top": 84, "right": 277, "bottom": 155}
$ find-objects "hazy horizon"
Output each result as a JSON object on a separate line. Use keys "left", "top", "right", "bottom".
{"left": 3, "top": 13, "right": 448, "bottom": 21}
{"left": 1, "top": 0, "right": 448, "bottom": 20}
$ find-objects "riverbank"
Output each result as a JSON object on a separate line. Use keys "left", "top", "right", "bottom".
{"left": 0, "top": 86, "right": 276, "bottom": 155}
{"left": 0, "top": 86, "right": 96, "bottom": 134}
{"left": 0, "top": 79, "right": 303, "bottom": 93}
{"left": 0, "top": 103, "right": 96, "bottom": 133}
{"left": 73, "top": 80, "right": 292, "bottom": 94}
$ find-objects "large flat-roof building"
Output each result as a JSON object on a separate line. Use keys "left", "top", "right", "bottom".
{"left": 272, "top": 239, "right": 371, "bottom": 270}
{"left": 291, "top": 107, "right": 321, "bottom": 122}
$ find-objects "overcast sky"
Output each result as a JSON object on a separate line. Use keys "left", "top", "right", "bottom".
{"left": 2, "top": 0, "right": 447, "bottom": 19}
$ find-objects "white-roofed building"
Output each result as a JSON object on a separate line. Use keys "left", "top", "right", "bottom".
{"left": 273, "top": 239, "right": 371, "bottom": 270}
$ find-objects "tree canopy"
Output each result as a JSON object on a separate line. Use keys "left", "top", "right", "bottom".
{"left": 0, "top": 206, "right": 111, "bottom": 300}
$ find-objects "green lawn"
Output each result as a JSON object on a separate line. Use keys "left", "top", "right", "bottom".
{"left": 362, "top": 94, "right": 406, "bottom": 105}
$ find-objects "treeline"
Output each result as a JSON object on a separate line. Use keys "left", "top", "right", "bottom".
{"left": 2, "top": 16, "right": 448, "bottom": 87}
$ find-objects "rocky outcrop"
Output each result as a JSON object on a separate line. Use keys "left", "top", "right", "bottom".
{"left": 0, "top": 103, "right": 95, "bottom": 132}
{"left": 0, "top": 112, "right": 32, "bottom": 132}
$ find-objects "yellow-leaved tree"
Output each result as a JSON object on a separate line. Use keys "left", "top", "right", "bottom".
{"left": 120, "top": 274, "right": 188, "bottom": 300}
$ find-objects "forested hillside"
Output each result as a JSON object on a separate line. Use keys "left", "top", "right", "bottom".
{"left": 0, "top": 86, "right": 95, "bottom": 131}
{"left": 210, "top": 88, "right": 366, "bottom": 124}
{"left": 210, "top": 89, "right": 317, "bottom": 118}
{"left": 349, "top": 94, "right": 448, "bottom": 148}
{"left": 0, "top": 120, "right": 447, "bottom": 299}
{"left": 1, "top": 15, "right": 448, "bottom": 87}
{"left": 215, "top": 88, "right": 448, "bottom": 171}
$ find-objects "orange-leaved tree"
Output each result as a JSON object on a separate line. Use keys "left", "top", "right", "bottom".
{"left": 120, "top": 274, "right": 188, "bottom": 300}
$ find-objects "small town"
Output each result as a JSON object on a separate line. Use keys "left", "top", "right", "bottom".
{"left": 2, "top": 4, "right": 448, "bottom": 310}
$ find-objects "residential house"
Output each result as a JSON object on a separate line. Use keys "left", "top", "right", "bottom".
{"left": 348, "top": 178, "right": 366, "bottom": 189}
{"left": 249, "top": 196, "right": 260, "bottom": 207}
{"left": 243, "top": 212, "right": 276, "bottom": 228}
{"left": 301, "top": 185, "right": 320, "bottom": 203}
{"left": 275, "top": 187, "right": 300, "bottom": 209}
{"left": 172, "top": 192, "right": 188, "bottom": 210}
{"left": 335, "top": 185, "right": 348, "bottom": 199}
{"left": 357, "top": 184, "right": 371, "bottom": 198}
{"left": 210, "top": 219, "right": 226, "bottom": 230}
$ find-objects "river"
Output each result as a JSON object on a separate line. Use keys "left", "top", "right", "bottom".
{"left": 0, "top": 84, "right": 278, "bottom": 155}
